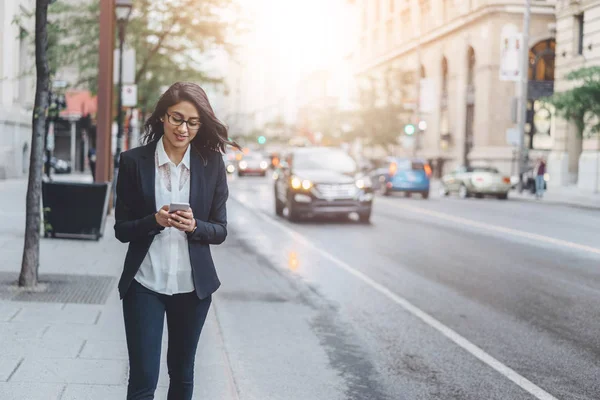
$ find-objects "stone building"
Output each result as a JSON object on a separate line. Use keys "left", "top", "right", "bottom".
{"left": 0, "top": 0, "right": 35, "bottom": 179}
{"left": 552, "top": 0, "right": 600, "bottom": 191}
{"left": 353, "top": 0, "right": 557, "bottom": 178}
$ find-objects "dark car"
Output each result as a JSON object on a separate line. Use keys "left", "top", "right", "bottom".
{"left": 273, "top": 147, "right": 374, "bottom": 223}
{"left": 237, "top": 152, "right": 270, "bottom": 177}
{"left": 43, "top": 155, "right": 72, "bottom": 174}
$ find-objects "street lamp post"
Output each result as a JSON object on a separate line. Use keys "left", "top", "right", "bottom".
{"left": 517, "top": 0, "right": 531, "bottom": 191}
{"left": 114, "top": 0, "right": 133, "bottom": 170}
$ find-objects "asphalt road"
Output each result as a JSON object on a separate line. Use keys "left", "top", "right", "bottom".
{"left": 210, "top": 174, "right": 600, "bottom": 400}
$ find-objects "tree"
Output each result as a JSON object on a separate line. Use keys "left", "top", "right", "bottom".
{"left": 547, "top": 66, "right": 600, "bottom": 137}
{"left": 15, "top": 0, "right": 241, "bottom": 110}
{"left": 20, "top": 0, "right": 52, "bottom": 288}
{"left": 351, "top": 68, "right": 413, "bottom": 153}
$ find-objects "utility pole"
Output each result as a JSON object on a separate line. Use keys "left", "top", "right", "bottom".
{"left": 517, "top": 0, "right": 531, "bottom": 191}
{"left": 413, "top": 2, "right": 422, "bottom": 158}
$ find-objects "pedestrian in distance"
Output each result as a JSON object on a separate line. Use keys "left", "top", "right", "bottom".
{"left": 114, "top": 82, "right": 240, "bottom": 400}
{"left": 534, "top": 156, "right": 546, "bottom": 199}
{"left": 88, "top": 146, "right": 96, "bottom": 181}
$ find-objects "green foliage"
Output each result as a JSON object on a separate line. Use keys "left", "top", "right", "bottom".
{"left": 14, "top": 0, "right": 240, "bottom": 110}
{"left": 349, "top": 69, "right": 413, "bottom": 152}
{"left": 547, "top": 66, "right": 600, "bottom": 138}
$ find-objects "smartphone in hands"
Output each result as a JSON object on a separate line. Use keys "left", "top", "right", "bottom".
{"left": 168, "top": 202, "right": 190, "bottom": 213}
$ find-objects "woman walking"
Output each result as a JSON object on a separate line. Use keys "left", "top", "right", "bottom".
{"left": 114, "top": 82, "right": 238, "bottom": 399}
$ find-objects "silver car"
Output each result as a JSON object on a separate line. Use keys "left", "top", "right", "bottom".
{"left": 440, "top": 166, "right": 511, "bottom": 200}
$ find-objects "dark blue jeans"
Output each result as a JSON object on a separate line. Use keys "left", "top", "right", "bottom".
{"left": 122, "top": 279, "right": 212, "bottom": 400}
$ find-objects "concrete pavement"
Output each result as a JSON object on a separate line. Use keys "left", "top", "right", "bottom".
{"left": 0, "top": 179, "right": 237, "bottom": 399}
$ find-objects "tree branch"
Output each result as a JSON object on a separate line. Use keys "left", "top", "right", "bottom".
{"left": 135, "top": 15, "right": 181, "bottom": 83}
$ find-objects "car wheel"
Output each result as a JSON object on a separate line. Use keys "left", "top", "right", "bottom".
{"left": 497, "top": 192, "right": 509, "bottom": 200}
{"left": 458, "top": 184, "right": 469, "bottom": 199}
{"left": 237, "top": 171, "right": 244, "bottom": 177}
{"left": 439, "top": 185, "right": 449, "bottom": 197}
{"left": 421, "top": 191, "right": 429, "bottom": 199}
{"left": 475, "top": 193, "right": 484, "bottom": 199}
{"left": 358, "top": 209, "right": 371, "bottom": 223}
{"left": 274, "top": 189, "right": 284, "bottom": 216}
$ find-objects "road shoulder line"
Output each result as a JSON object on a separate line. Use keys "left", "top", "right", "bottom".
{"left": 230, "top": 194, "right": 559, "bottom": 400}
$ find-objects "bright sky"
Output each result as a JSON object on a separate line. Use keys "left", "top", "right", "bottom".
{"left": 240, "top": 0, "right": 353, "bottom": 74}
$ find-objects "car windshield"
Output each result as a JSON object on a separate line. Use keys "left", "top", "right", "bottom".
{"left": 394, "top": 160, "right": 424, "bottom": 171}
{"left": 467, "top": 166, "right": 499, "bottom": 173}
{"left": 294, "top": 149, "right": 357, "bottom": 173}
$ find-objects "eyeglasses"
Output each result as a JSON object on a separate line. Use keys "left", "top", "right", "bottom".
{"left": 165, "top": 112, "right": 202, "bottom": 132}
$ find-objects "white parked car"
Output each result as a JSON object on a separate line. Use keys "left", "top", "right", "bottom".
{"left": 440, "top": 166, "right": 512, "bottom": 200}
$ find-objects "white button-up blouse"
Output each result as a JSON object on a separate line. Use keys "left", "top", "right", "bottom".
{"left": 134, "top": 137, "right": 195, "bottom": 295}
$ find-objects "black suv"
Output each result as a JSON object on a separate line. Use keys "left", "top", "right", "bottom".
{"left": 273, "top": 147, "right": 374, "bottom": 223}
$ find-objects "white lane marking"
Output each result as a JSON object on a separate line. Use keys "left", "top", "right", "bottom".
{"left": 378, "top": 197, "right": 600, "bottom": 256}
{"left": 231, "top": 194, "right": 559, "bottom": 400}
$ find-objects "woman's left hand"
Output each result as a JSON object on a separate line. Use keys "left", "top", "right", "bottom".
{"left": 169, "top": 209, "right": 197, "bottom": 233}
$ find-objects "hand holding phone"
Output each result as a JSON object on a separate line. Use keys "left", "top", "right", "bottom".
{"left": 168, "top": 202, "right": 196, "bottom": 233}
{"left": 168, "top": 202, "right": 190, "bottom": 213}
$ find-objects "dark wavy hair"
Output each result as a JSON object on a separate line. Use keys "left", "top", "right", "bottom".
{"left": 141, "top": 82, "right": 240, "bottom": 153}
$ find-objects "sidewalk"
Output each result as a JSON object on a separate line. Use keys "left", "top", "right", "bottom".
{"left": 509, "top": 184, "right": 600, "bottom": 210}
{"left": 0, "top": 178, "right": 237, "bottom": 400}
{"left": 429, "top": 179, "right": 600, "bottom": 209}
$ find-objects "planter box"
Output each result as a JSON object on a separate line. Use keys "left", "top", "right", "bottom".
{"left": 42, "top": 181, "right": 111, "bottom": 240}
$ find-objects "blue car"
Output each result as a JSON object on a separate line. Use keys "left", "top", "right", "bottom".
{"left": 371, "top": 157, "right": 431, "bottom": 199}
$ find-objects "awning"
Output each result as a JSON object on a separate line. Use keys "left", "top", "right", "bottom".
{"left": 60, "top": 90, "right": 97, "bottom": 120}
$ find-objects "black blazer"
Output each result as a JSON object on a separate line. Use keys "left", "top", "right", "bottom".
{"left": 114, "top": 139, "right": 228, "bottom": 300}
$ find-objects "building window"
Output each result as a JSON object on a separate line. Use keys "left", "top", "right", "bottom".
{"left": 375, "top": 0, "right": 380, "bottom": 22}
{"left": 401, "top": 9, "right": 411, "bottom": 40}
{"left": 576, "top": 13, "right": 584, "bottom": 55}
{"left": 362, "top": 2, "right": 368, "bottom": 31}
{"left": 386, "top": 21, "right": 393, "bottom": 50}
{"left": 529, "top": 39, "right": 555, "bottom": 81}
{"left": 420, "top": 0, "right": 431, "bottom": 32}
{"left": 389, "top": 0, "right": 394, "bottom": 14}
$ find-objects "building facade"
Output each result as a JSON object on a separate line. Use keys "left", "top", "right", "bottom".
{"left": 0, "top": 0, "right": 35, "bottom": 179}
{"left": 353, "top": 0, "right": 557, "bottom": 178}
{"left": 552, "top": 0, "right": 600, "bottom": 191}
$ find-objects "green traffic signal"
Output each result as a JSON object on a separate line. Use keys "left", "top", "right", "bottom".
{"left": 258, "top": 136, "right": 266, "bottom": 144}
{"left": 404, "top": 124, "right": 415, "bottom": 136}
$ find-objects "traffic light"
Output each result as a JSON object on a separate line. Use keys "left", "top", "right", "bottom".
{"left": 404, "top": 124, "right": 416, "bottom": 136}
{"left": 258, "top": 135, "right": 266, "bottom": 144}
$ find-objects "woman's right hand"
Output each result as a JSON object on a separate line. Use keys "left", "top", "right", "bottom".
{"left": 155, "top": 205, "right": 171, "bottom": 228}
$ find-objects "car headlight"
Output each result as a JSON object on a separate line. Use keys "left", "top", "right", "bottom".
{"left": 226, "top": 164, "right": 235, "bottom": 173}
{"left": 356, "top": 177, "right": 372, "bottom": 189}
{"left": 260, "top": 161, "right": 268, "bottom": 169}
{"left": 291, "top": 176, "right": 312, "bottom": 190}
{"left": 239, "top": 161, "right": 248, "bottom": 170}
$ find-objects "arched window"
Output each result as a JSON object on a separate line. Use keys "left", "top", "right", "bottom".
{"left": 441, "top": 57, "right": 448, "bottom": 103}
{"left": 528, "top": 39, "right": 555, "bottom": 81}
{"left": 467, "top": 46, "right": 476, "bottom": 86}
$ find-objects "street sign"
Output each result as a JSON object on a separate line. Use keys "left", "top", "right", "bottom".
{"left": 506, "top": 127, "right": 520, "bottom": 146}
{"left": 52, "top": 80, "right": 67, "bottom": 89}
{"left": 122, "top": 84, "right": 137, "bottom": 107}
{"left": 499, "top": 29, "right": 522, "bottom": 82}
{"left": 113, "top": 48, "right": 136, "bottom": 84}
